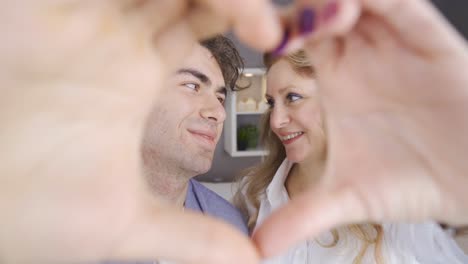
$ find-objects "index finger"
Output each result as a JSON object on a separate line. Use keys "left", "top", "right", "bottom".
{"left": 294, "top": 0, "right": 466, "bottom": 54}
{"left": 197, "top": 0, "right": 283, "bottom": 51}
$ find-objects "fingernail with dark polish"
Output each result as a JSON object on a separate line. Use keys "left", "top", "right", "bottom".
{"left": 299, "top": 8, "right": 316, "bottom": 35}
{"left": 323, "top": 1, "right": 339, "bottom": 23}
{"left": 272, "top": 27, "right": 291, "bottom": 56}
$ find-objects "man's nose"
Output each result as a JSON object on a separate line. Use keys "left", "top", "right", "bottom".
{"left": 200, "top": 95, "right": 226, "bottom": 124}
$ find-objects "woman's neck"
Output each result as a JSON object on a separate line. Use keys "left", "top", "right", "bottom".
{"left": 285, "top": 152, "right": 326, "bottom": 199}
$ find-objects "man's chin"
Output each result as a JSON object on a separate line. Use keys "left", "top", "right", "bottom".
{"left": 186, "top": 153, "right": 214, "bottom": 175}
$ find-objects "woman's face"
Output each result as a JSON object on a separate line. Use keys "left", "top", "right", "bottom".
{"left": 266, "top": 59, "right": 326, "bottom": 163}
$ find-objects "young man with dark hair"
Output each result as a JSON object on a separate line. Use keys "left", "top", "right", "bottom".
{"left": 141, "top": 35, "right": 248, "bottom": 233}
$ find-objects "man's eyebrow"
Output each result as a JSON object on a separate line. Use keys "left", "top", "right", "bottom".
{"left": 176, "top": 68, "right": 211, "bottom": 86}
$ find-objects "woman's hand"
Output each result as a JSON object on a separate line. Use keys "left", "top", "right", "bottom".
{"left": 253, "top": 0, "right": 468, "bottom": 258}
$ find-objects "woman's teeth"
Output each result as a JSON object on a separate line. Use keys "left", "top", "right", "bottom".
{"left": 281, "top": 132, "right": 303, "bottom": 141}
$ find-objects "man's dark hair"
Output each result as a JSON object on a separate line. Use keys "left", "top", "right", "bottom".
{"left": 200, "top": 35, "right": 244, "bottom": 91}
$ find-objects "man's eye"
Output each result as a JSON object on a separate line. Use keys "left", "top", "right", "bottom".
{"left": 286, "top": 93, "right": 302, "bottom": 102}
{"left": 218, "top": 96, "right": 225, "bottom": 105}
{"left": 184, "top": 83, "right": 200, "bottom": 91}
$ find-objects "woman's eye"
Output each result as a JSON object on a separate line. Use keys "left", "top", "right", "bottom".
{"left": 266, "top": 98, "right": 275, "bottom": 108}
{"left": 184, "top": 83, "right": 200, "bottom": 91}
{"left": 286, "top": 93, "right": 302, "bottom": 102}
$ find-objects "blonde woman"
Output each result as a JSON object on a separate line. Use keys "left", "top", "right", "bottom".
{"left": 234, "top": 50, "right": 467, "bottom": 264}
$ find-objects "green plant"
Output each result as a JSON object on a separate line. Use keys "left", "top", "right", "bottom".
{"left": 237, "top": 124, "right": 259, "bottom": 150}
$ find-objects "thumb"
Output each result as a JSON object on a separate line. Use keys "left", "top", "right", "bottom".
{"left": 113, "top": 208, "right": 259, "bottom": 264}
{"left": 252, "top": 186, "right": 367, "bottom": 258}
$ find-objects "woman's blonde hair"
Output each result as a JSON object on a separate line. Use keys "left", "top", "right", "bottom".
{"left": 233, "top": 50, "right": 384, "bottom": 264}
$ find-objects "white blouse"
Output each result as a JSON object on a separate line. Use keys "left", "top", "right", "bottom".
{"left": 253, "top": 159, "right": 468, "bottom": 264}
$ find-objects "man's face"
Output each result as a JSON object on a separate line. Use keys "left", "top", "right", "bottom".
{"left": 143, "top": 44, "right": 227, "bottom": 175}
